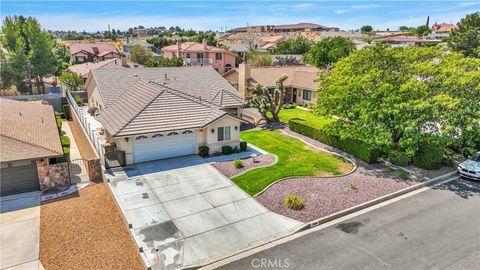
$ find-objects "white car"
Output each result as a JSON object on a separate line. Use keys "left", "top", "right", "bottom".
{"left": 458, "top": 151, "right": 480, "bottom": 180}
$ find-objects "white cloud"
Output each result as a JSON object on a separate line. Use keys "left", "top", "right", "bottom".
{"left": 457, "top": 2, "right": 480, "bottom": 7}
{"left": 335, "top": 9, "right": 351, "bottom": 14}
{"left": 293, "top": 3, "right": 314, "bottom": 10}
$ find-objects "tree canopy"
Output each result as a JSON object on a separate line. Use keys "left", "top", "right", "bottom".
{"left": 448, "top": 12, "right": 480, "bottom": 58}
{"left": 144, "top": 56, "right": 183, "bottom": 67}
{"left": 303, "top": 37, "right": 356, "bottom": 68}
{"left": 129, "top": 44, "right": 154, "bottom": 65}
{"left": 274, "top": 37, "right": 313, "bottom": 55}
{"left": 360, "top": 25, "right": 373, "bottom": 33}
{"left": 316, "top": 44, "right": 480, "bottom": 156}
{"left": 59, "top": 71, "right": 84, "bottom": 91}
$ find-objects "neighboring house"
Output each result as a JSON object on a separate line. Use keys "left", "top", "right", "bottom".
{"left": 122, "top": 40, "right": 162, "bottom": 57}
{"left": 222, "top": 43, "right": 251, "bottom": 60}
{"left": 69, "top": 43, "right": 120, "bottom": 64}
{"left": 375, "top": 35, "right": 436, "bottom": 47}
{"left": 223, "top": 63, "right": 320, "bottom": 106}
{"left": 273, "top": 23, "right": 331, "bottom": 32}
{"left": 161, "top": 40, "right": 236, "bottom": 74}
{"left": 227, "top": 25, "right": 270, "bottom": 33}
{"left": 86, "top": 67, "right": 246, "bottom": 164}
{"left": 0, "top": 99, "right": 63, "bottom": 196}
{"left": 430, "top": 23, "right": 456, "bottom": 40}
{"left": 68, "top": 56, "right": 141, "bottom": 80}
{"left": 254, "top": 35, "right": 287, "bottom": 53}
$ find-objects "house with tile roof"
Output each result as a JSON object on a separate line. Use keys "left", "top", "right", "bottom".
{"left": 68, "top": 56, "right": 140, "bottom": 79}
{"left": 223, "top": 63, "right": 320, "bottom": 106}
{"left": 161, "top": 40, "right": 236, "bottom": 74}
{"left": 85, "top": 67, "right": 246, "bottom": 164}
{"left": 254, "top": 35, "right": 288, "bottom": 53}
{"left": 69, "top": 43, "right": 120, "bottom": 64}
{"left": 0, "top": 99, "right": 63, "bottom": 196}
{"left": 430, "top": 23, "right": 456, "bottom": 40}
{"left": 273, "top": 23, "right": 330, "bottom": 32}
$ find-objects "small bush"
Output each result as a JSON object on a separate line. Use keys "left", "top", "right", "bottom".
{"left": 60, "top": 135, "right": 70, "bottom": 147}
{"left": 62, "top": 104, "right": 70, "bottom": 120}
{"left": 240, "top": 141, "right": 248, "bottom": 151}
{"left": 388, "top": 150, "right": 410, "bottom": 166}
{"left": 198, "top": 145, "right": 209, "bottom": 157}
{"left": 442, "top": 149, "right": 455, "bottom": 166}
{"left": 55, "top": 114, "right": 62, "bottom": 133}
{"left": 284, "top": 195, "right": 305, "bottom": 210}
{"left": 413, "top": 140, "right": 446, "bottom": 170}
{"left": 74, "top": 95, "right": 83, "bottom": 106}
{"left": 233, "top": 159, "right": 244, "bottom": 169}
{"left": 350, "top": 182, "right": 358, "bottom": 191}
{"left": 222, "top": 145, "right": 233, "bottom": 155}
{"left": 283, "top": 103, "right": 297, "bottom": 109}
{"left": 382, "top": 167, "right": 394, "bottom": 173}
{"left": 57, "top": 146, "right": 70, "bottom": 163}
{"left": 396, "top": 170, "right": 410, "bottom": 180}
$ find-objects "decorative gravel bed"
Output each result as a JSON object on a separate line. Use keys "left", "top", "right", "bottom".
{"left": 40, "top": 183, "right": 144, "bottom": 270}
{"left": 212, "top": 154, "right": 276, "bottom": 178}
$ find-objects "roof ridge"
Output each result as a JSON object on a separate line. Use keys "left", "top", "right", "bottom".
{"left": 149, "top": 80, "right": 221, "bottom": 109}
{"left": 0, "top": 134, "right": 62, "bottom": 156}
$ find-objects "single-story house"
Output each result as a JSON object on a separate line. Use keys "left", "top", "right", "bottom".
{"left": 68, "top": 56, "right": 140, "bottom": 80}
{"left": 0, "top": 99, "right": 63, "bottom": 196}
{"left": 223, "top": 64, "right": 320, "bottom": 106}
{"left": 86, "top": 67, "right": 246, "bottom": 165}
{"left": 69, "top": 43, "right": 120, "bottom": 64}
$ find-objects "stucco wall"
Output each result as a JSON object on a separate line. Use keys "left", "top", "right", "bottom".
{"left": 111, "top": 135, "right": 134, "bottom": 165}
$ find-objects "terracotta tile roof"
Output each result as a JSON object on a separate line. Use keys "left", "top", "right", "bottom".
{"left": 91, "top": 67, "right": 245, "bottom": 107}
{"left": 247, "top": 66, "right": 320, "bottom": 89}
{"left": 97, "top": 80, "right": 235, "bottom": 137}
{"left": 68, "top": 58, "right": 139, "bottom": 78}
{"left": 161, "top": 42, "right": 236, "bottom": 56}
{"left": 273, "top": 23, "right": 329, "bottom": 31}
{"left": 431, "top": 23, "right": 456, "bottom": 32}
{"left": 0, "top": 99, "right": 63, "bottom": 162}
{"left": 377, "top": 35, "right": 430, "bottom": 43}
{"left": 69, "top": 43, "right": 119, "bottom": 56}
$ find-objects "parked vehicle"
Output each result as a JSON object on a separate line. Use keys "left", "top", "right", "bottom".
{"left": 457, "top": 151, "right": 480, "bottom": 180}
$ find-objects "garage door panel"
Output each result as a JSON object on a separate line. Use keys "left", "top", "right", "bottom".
{"left": 134, "top": 132, "right": 197, "bottom": 163}
{"left": 0, "top": 160, "right": 40, "bottom": 196}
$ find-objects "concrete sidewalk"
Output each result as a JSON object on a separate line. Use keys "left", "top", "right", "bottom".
{"left": 106, "top": 155, "right": 302, "bottom": 269}
{"left": 0, "top": 192, "right": 44, "bottom": 270}
{"left": 62, "top": 120, "right": 89, "bottom": 183}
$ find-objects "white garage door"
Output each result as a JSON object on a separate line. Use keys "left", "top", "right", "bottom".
{"left": 133, "top": 130, "right": 197, "bottom": 163}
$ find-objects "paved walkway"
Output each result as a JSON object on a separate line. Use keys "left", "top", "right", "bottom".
{"left": 62, "top": 121, "right": 89, "bottom": 183}
{"left": 0, "top": 192, "right": 44, "bottom": 270}
{"left": 106, "top": 155, "right": 302, "bottom": 269}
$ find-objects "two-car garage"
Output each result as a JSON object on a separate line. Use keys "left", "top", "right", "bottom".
{"left": 133, "top": 130, "right": 197, "bottom": 163}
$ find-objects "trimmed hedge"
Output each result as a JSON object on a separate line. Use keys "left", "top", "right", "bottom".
{"left": 62, "top": 104, "right": 70, "bottom": 120}
{"left": 57, "top": 146, "right": 70, "bottom": 163}
{"left": 240, "top": 141, "right": 248, "bottom": 151}
{"left": 289, "top": 120, "right": 379, "bottom": 163}
{"left": 222, "top": 145, "right": 233, "bottom": 155}
{"left": 413, "top": 141, "right": 445, "bottom": 170}
{"left": 388, "top": 150, "right": 410, "bottom": 166}
{"left": 60, "top": 135, "right": 70, "bottom": 147}
{"left": 198, "top": 145, "right": 209, "bottom": 157}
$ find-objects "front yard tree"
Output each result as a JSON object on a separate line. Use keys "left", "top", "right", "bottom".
{"left": 248, "top": 75, "right": 288, "bottom": 122}
{"left": 59, "top": 71, "right": 84, "bottom": 91}
{"left": 129, "top": 44, "right": 153, "bottom": 65}
{"left": 448, "top": 12, "right": 480, "bottom": 58}
{"left": 304, "top": 37, "right": 355, "bottom": 68}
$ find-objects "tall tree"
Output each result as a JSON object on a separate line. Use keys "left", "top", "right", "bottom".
{"left": 448, "top": 12, "right": 480, "bottom": 58}
{"left": 360, "top": 25, "right": 373, "bottom": 33}
{"left": 59, "top": 71, "right": 84, "bottom": 91}
{"left": 129, "top": 44, "right": 154, "bottom": 64}
{"left": 248, "top": 75, "right": 288, "bottom": 122}
{"left": 304, "top": 37, "right": 355, "bottom": 68}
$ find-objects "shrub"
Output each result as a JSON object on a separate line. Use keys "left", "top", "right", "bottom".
{"left": 283, "top": 103, "right": 297, "bottom": 109}
{"left": 62, "top": 104, "right": 70, "bottom": 120}
{"left": 74, "top": 95, "right": 83, "bottom": 106}
{"left": 350, "top": 182, "right": 358, "bottom": 191}
{"left": 289, "top": 120, "right": 379, "bottom": 163}
{"left": 413, "top": 141, "right": 446, "bottom": 169}
{"left": 60, "top": 135, "right": 70, "bottom": 147}
{"left": 240, "top": 141, "right": 248, "bottom": 151}
{"left": 57, "top": 146, "right": 70, "bottom": 163}
{"left": 442, "top": 149, "right": 455, "bottom": 166}
{"left": 55, "top": 114, "right": 62, "bottom": 133}
{"left": 388, "top": 150, "right": 410, "bottom": 166}
{"left": 396, "top": 170, "right": 410, "bottom": 180}
{"left": 233, "top": 147, "right": 240, "bottom": 153}
{"left": 233, "top": 159, "right": 244, "bottom": 169}
{"left": 222, "top": 145, "right": 233, "bottom": 155}
{"left": 198, "top": 145, "right": 209, "bottom": 157}
{"left": 284, "top": 195, "right": 305, "bottom": 210}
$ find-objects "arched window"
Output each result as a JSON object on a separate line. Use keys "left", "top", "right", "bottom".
{"left": 151, "top": 133, "right": 164, "bottom": 138}
{"left": 135, "top": 135, "right": 148, "bottom": 140}
{"left": 167, "top": 132, "right": 179, "bottom": 136}
{"left": 182, "top": 130, "right": 193, "bottom": 134}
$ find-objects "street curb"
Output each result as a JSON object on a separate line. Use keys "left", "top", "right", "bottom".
{"left": 295, "top": 170, "right": 458, "bottom": 232}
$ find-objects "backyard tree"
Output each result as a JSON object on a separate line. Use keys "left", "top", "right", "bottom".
{"left": 59, "top": 71, "right": 84, "bottom": 91}
{"left": 129, "top": 44, "right": 154, "bottom": 65}
{"left": 316, "top": 44, "right": 480, "bottom": 156}
{"left": 304, "top": 37, "right": 355, "bottom": 68}
{"left": 247, "top": 52, "right": 273, "bottom": 66}
{"left": 248, "top": 75, "right": 288, "bottom": 122}
{"left": 360, "top": 25, "right": 373, "bottom": 33}
{"left": 144, "top": 56, "right": 183, "bottom": 67}
{"left": 275, "top": 37, "right": 313, "bottom": 54}
{"left": 448, "top": 12, "right": 480, "bottom": 58}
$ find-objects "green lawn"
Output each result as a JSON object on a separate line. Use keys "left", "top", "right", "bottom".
{"left": 278, "top": 108, "right": 335, "bottom": 129}
{"left": 232, "top": 129, "right": 353, "bottom": 195}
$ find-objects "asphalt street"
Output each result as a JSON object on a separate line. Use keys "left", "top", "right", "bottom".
{"left": 219, "top": 177, "right": 480, "bottom": 270}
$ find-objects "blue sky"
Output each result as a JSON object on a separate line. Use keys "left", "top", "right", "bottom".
{"left": 1, "top": 1, "right": 478, "bottom": 32}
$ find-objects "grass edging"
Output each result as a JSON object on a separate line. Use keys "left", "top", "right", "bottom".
{"left": 250, "top": 130, "right": 357, "bottom": 197}
{"left": 294, "top": 170, "right": 458, "bottom": 233}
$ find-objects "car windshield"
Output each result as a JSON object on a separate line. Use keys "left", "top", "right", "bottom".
{"left": 470, "top": 153, "right": 480, "bottom": 162}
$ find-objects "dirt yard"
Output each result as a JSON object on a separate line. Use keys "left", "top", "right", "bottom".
{"left": 40, "top": 183, "right": 144, "bottom": 270}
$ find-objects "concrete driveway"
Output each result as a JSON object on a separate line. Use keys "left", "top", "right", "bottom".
{"left": 0, "top": 192, "right": 44, "bottom": 270}
{"left": 106, "top": 155, "right": 302, "bottom": 269}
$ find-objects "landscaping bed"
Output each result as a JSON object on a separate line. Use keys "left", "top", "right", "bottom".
{"left": 212, "top": 154, "right": 276, "bottom": 178}
{"left": 40, "top": 183, "right": 144, "bottom": 270}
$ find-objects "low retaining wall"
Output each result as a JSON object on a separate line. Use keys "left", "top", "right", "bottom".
{"left": 37, "top": 160, "right": 71, "bottom": 192}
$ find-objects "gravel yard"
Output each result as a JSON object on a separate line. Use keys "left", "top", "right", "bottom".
{"left": 211, "top": 154, "right": 276, "bottom": 178}
{"left": 40, "top": 183, "right": 144, "bottom": 270}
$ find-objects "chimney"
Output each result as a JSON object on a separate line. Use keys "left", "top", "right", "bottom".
{"left": 202, "top": 39, "right": 207, "bottom": 49}
{"left": 121, "top": 54, "right": 127, "bottom": 66}
{"left": 238, "top": 63, "right": 251, "bottom": 97}
{"left": 176, "top": 41, "right": 181, "bottom": 56}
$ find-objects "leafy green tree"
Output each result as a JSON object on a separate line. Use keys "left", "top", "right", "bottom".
{"left": 361, "top": 34, "right": 373, "bottom": 44}
{"left": 59, "top": 71, "right": 84, "bottom": 91}
{"left": 304, "top": 37, "right": 355, "bottom": 68}
{"left": 415, "top": 25, "right": 431, "bottom": 36}
{"left": 247, "top": 51, "right": 272, "bottom": 66}
{"left": 399, "top": 25, "right": 410, "bottom": 31}
{"left": 129, "top": 44, "right": 154, "bottom": 65}
{"left": 316, "top": 44, "right": 480, "bottom": 155}
{"left": 248, "top": 75, "right": 288, "bottom": 122}
{"left": 146, "top": 36, "right": 175, "bottom": 48}
{"left": 0, "top": 47, "right": 29, "bottom": 94}
{"left": 188, "top": 31, "right": 217, "bottom": 46}
{"left": 448, "top": 12, "right": 480, "bottom": 58}
{"left": 144, "top": 56, "right": 183, "bottom": 67}
{"left": 360, "top": 25, "right": 373, "bottom": 33}
{"left": 274, "top": 37, "right": 313, "bottom": 54}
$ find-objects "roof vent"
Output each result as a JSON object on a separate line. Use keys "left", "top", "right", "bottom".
{"left": 134, "top": 74, "right": 138, "bottom": 78}
{"left": 164, "top": 74, "right": 168, "bottom": 80}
